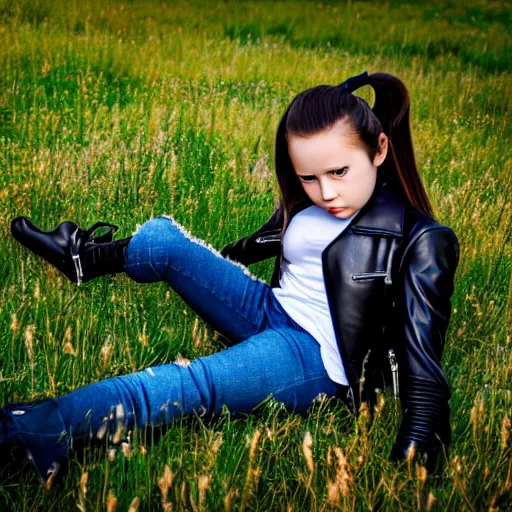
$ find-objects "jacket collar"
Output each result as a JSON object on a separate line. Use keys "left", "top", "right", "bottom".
{"left": 348, "top": 173, "right": 405, "bottom": 237}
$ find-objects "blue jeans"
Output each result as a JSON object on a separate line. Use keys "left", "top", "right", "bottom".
{"left": 56, "top": 216, "right": 349, "bottom": 440}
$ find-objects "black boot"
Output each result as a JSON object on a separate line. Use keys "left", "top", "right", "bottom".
{"left": 10, "top": 217, "right": 131, "bottom": 285}
{"left": 0, "top": 398, "right": 71, "bottom": 487}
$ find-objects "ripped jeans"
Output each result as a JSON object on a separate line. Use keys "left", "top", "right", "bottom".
{"left": 55, "top": 216, "right": 349, "bottom": 440}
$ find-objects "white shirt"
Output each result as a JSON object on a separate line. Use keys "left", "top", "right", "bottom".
{"left": 272, "top": 205, "right": 359, "bottom": 385}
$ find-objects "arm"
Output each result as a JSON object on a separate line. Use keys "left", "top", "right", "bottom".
{"left": 390, "top": 226, "right": 460, "bottom": 472}
{"left": 220, "top": 205, "right": 284, "bottom": 266}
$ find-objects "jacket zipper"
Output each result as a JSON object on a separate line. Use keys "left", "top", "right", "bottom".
{"left": 351, "top": 271, "right": 387, "bottom": 281}
{"left": 387, "top": 349, "right": 399, "bottom": 398}
{"left": 255, "top": 233, "right": 281, "bottom": 244}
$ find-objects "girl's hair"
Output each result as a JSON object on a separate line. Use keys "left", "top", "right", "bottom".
{"left": 274, "top": 71, "right": 433, "bottom": 232}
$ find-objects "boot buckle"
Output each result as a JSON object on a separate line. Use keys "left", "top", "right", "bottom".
{"left": 71, "top": 254, "right": 83, "bottom": 286}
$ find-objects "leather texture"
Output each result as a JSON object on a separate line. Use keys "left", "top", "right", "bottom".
{"left": 11, "top": 217, "right": 120, "bottom": 284}
{"left": 220, "top": 174, "right": 460, "bottom": 471}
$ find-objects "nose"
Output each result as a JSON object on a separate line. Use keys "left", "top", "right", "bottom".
{"left": 319, "top": 179, "right": 337, "bottom": 201}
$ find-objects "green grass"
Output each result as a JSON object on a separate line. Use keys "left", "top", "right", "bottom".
{"left": 0, "top": 0, "right": 511, "bottom": 510}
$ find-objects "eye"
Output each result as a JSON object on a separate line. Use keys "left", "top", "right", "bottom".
{"left": 298, "top": 175, "right": 315, "bottom": 183}
{"left": 332, "top": 167, "right": 348, "bottom": 177}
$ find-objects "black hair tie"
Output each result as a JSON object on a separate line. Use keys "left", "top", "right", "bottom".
{"left": 338, "top": 70, "right": 369, "bottom": 93}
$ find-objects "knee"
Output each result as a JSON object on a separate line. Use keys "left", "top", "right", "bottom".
{"left": 129, "top": 217, "right": 180, "bottom": 274}
{"left": 134, "top": 216, "right": 176, "bottom": 241}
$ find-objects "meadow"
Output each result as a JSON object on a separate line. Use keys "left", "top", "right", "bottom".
{"left": 0, "top": 0, "right": 511, "bottom": 510}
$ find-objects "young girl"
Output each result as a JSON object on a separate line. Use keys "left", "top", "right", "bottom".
{"left": 5, "top": 70, "right": 459, "bottom": 485}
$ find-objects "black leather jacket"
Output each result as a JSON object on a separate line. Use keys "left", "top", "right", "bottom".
{"left": 220, "top": 174, "right": 460, "bottom": 469}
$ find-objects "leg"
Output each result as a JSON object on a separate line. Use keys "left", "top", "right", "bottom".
{"left": 11, "top": 214, "right": 291, "bottom": 345}
{"left": 1, "top": 326, "right": 341, "bottom": 484}
{"left": 125, "top": 216, "right": 286, "bottom": 344}
{"left": 56, "top": 326, "right": 340, "bottom": 438}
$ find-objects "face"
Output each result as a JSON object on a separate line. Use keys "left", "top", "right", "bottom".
{"left": 287, "top": 119, "right": 388, "bottom": 219}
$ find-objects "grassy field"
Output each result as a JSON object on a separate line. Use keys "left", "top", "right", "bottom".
{"left": 0, "top": 0, "right": 511, "bottom": 510}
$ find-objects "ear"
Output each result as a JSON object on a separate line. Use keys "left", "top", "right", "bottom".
{"left": 373, "top": 133, "right": 388, "bottom": 167}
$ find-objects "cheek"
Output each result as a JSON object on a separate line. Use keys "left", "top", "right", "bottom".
{"left": 304, "top": 183, "right": 319, "bottom": 196}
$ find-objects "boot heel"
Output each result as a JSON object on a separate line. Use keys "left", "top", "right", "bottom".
{"left": 0, "top": 399, "right": 71, "bottom": 487}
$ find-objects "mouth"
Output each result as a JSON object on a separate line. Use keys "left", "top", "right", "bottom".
{"left": 327, "top": 207, "right": 346, "bottom": 213}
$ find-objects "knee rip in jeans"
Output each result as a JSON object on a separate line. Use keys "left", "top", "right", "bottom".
{"left": 135, "top": 214, "right": 267, "bottom": 284}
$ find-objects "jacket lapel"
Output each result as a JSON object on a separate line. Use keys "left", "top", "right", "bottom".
{"left": 320, "top": 174, "right": 406, "bottom": 387}
{"left": 347, "top": 174, "right": 405, "bottom": 238}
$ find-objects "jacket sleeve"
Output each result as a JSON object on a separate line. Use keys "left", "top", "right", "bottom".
{"left": 220, "top": 205, "right": 283, "bottom": 266}
{"left": 390, "top": 226, "right": 460, "bottom": 472}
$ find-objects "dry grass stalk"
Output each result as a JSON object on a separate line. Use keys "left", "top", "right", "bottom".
{"left": 76, "top": 470, "right": 88, "bottom": 512}
{"left": 174, "top": 353, "right": 191, "bottom": 367}
{"left": 192, "top": 318, "right": 201, "bottom": 347}
{"left": 212, "top": 433, "right": 223, "bottom": 454}
{"left": 302, "top": 430, "right": 314, "bottom": 476}
{"left": 101, "top": 336, "right": 113, "bottom": 369}
{"left": 223, "top": 487, "right": 238, "bottom": 512}
{"left": 80, "top": 471, "right": 88, "bottom": 495}
{"left": 326, "top": 480, "right": 340, "bottom": 505}
{"left": 97, "top": 418, "right": 108, "bottom": 440}
{"left": 249, "top": 429, "right": 262, "bottom": 462}
{"left": 106, "top": 492, "right": 118, "bottom": 512}
{"left": 158, "top": 464, "right": 176, "bottom": 502}
{"left": 426, "top": 491, "right": 436, "bottom": 512}
{"left": 501, "top": 415, "right": 511, "bottom": 451}
{"left": 43, "top": 464, "right": 59, "bottom": 492}
{"left": 64, "top": 326, "right": 72, "bottom": 343}
{"left": 121, "top": 442, "right": 132, "bottom": 458}
{"left": 333, "top": 446, "right": 353, "bottom": 498}
{"left": 128, "top": 496, "right": 141, "bottom": 512}
{"left": 198, "top": 474, "right": 212, "bottom": 509}
{"left": 138, "top": 321, "right": 149, "bottom": 347}
{"left": 63, "top": 341, "right": 77, "bottom": 356}
{"left": 374, "top": 393, "right": 385, "bottom": 418}
{"left": 112, "top": 404, "right": 126, "bottom": 444}
{"left": 24, "top": 324, "right": 35, "bottom": 362}
{"left": 10, "top": 313, "right": 19, "bottom": 332}
{"left": 358, "top": 401, "right": 370, "bottom": 461}
{"left": 33, "top": 281, "right": 40, "bottom": 300}
{"left": 416, "top": 464, "right": 427, "bottom": 509}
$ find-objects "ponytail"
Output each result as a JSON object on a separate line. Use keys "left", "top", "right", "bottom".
{"left": 274, "top": 71, "right": 433, "bottom": 235}
{"left": 369, "top": 73, "right": 433, "bottom": 216}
